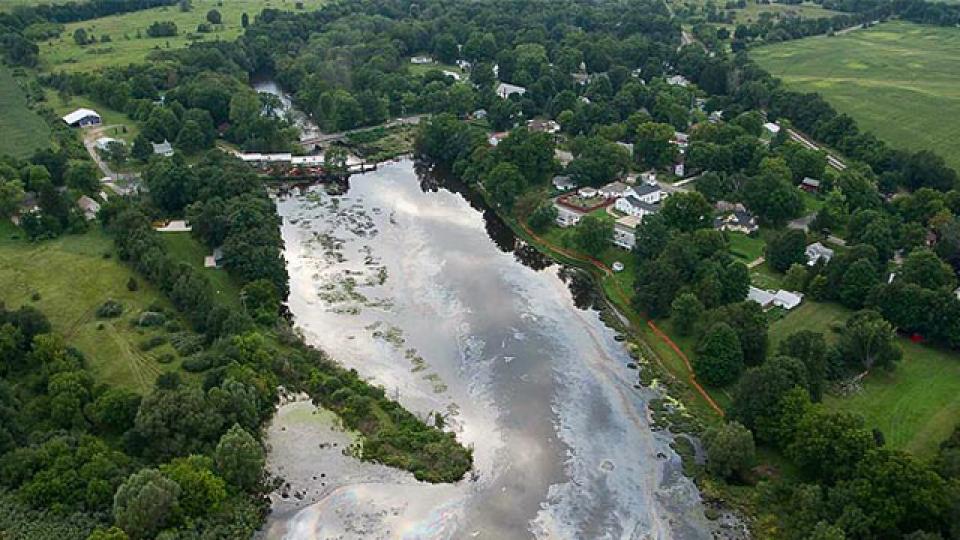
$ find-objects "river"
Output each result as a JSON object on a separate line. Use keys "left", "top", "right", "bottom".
{"left": 257, "top": 157, "right": 725, "bottom": 539}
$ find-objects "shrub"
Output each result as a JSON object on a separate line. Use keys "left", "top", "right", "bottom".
{"left": 137, "top": 311, "right": 166, "bottom": 327}
{"left": 96, "top": 299, "right": 124, "bottom": 318}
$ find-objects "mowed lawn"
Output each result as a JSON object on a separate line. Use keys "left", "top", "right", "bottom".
{"left": 0, "top": 65, "right": 50, "bottom": 159}
{"left": 0, "top": 223, "right": 182, "bottom": 393}
{"left": 769, "top": 300, "right": 960, "bottom": 458}
{"left": 159, "top": 231, "right": 242, "bottom": 308}
{"left": 37, "top": 0, "right": 327, "bottom": 72}
{"left": 751, "top": 21, "right": 960, "bottom": 171}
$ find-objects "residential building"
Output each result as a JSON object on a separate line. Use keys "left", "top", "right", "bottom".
{"left": 555, "top": 202, "right": 585, "bottom": 227}
{"left": 94, "top": 137, "right": 122, "bottom": 151}
{"left": 714, "top": 210, "right": 758, "bottom": 234}
{"left": 666, "top": 75, "right": 690, "bottom": 87}
{"left": 748, "top": 286, "right": 803, "bottom": 310}
{"left": 672, "top": 132, "right": 690, "bottom": 147}
{"left": 599, "top": 181, "right": 632, "bottom": 199}
{"left": 763, "top": 122, "right": 781, "bottom": 135}
{"left": 496, "top": 82, "right": 526, "bottom": 99}
{"left": 62, "top": 108, "right": 101, "bottom": 128}
{"left": 615, "top": 195, "right": 660, "bottom": 219}
{"left": 410, "top": 56, "right": 433, "bottom": 64}
{"left": 631, "top": 182, "right": 663, "bottom": 204}
{"left": 613, "top": 215, "right": 641, "bottom": 249}
{"left": 76, "top": 195, "right": 101, "bottom": 220}
{"left": 674, "top": 161, "right": 685, "bottom": 177}
{"left": 800, "top": 177, "right": 821, "bottom": 193}
{"left": 578, "top": 186, "right": 598, "bottom": 198}
{"left": 554, "top": 149, "right": 574, "bottom": 167}
{"left": 806, "top": 242, "right": 835, "bottom": 266}
{"left": 527, "top": 118, "right": 560, "bottom": 134}
{"left": 442, "top": 70, "right": 462, "bottom": 81}
{"left": 552, "top": 175, "right": 576, "bottom": 192}
{"left": 488, "top": 132, "right": 509, "bottom": 146}
{"left": 709, "top": 110, "right": 724, "bottom": 123}
{"left": 152, "top": 140, "right": 175, "bottom": 157}
{"left": 473, "top": 109, "right": 487, "bottom": 119}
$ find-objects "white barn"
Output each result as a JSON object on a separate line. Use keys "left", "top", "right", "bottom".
{"left": 62, "top": 108, "right": 101, "bottom": 128}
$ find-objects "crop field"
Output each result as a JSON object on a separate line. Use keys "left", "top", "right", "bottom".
{"left": 0, "top": 65, "right": 50, "bottom": 159}
{"left": 769, "top": 300, "right": 960, "bottom": 458}
{"left": 752, "top": 20, "right": 960, "bottom": 171}
{"left": 0, "top": 223, "right": 183, "bottom": 393}
{"left": 36, "top": 0, "right": 327, "bottom": 72}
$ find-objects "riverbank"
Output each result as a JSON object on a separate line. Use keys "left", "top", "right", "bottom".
{"left": 464, "top": 181, "right": 754, "bottom": 535}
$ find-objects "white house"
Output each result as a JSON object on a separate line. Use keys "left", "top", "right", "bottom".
{"left": 666, "top": 75, "right": 690, "bottom": 87}
{"left": 615, "top": 195, "right": 660, "bottom": 219}
{"left": 496, "top": 82, "right": 526, "bottom": 99}
{"left": 578, "top": 186, "right": 598, "bottom": 198}
{"left": 473, "top": 109, "right": 487, "bottom": 119}
{"left": 554, "top": 202, "right": 585, "bottom": 227}
{"left": 763, "top": 122, "right": 781, "bottom": 135}
{"left": 552, "top": 175, "right": 576, "bottom": 192}
{"left": 709, "top": 110, "right": 724, "bottom": 123}
{"left": 62, "top": 108, "right": 101, "bottom": 127}
{"left": 94, "top": 137, "right": 122, "bottom": 151}
{"left": 631, "top": 182, "right": 663, "bottom": 204}
{"left": 806, "top": 242, "right": 835, "bottom": 266}
{"left": 613, "top": 215, "right": 641, "bottom": 249}
{"left": 410, "top": 56, "right": 433, "bottom": 64}
{"left": 527, "top": 118, "right": 560, "bottom": 134}
{"left": 748, "top": 286, "right": 803, "bottom": 310}
{"left": 152, "top": 140, "right": 175, "bottom": 157}
{"left": 599, "top": 181, "right": 633, "bottom": 199}
{"left": 442, "top": 70, "right": 462, "bottom": 81}
{"left": 672, "top": 132, "right": 690, "bottom": 147}
{"left": 674, "top": 161, "right": 685, "bottom": 177}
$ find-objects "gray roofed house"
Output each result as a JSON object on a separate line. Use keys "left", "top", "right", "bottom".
{"left": 714, "top": 210, "right": 758, "bottom": 234}
{"left": 552, "top": 175, "right": 577, "bottom": 191}
{"left": 614, "top": 195, "right": 660, "bottom": 219}
{"left": 806, "top": 242, "right": 835, "bottom": 266}
{"left": 152, "top": 140, "right": 174, "bottom": 157}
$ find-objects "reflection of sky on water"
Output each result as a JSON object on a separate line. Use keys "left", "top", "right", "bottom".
{"left": 263, "top": 160, "right": 713, "bottom": 540}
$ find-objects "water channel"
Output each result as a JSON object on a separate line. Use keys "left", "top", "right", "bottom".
{"left": 254, "top": 80, "right": 722, "bottom": 540}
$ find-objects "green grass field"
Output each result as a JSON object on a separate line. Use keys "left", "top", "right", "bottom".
{"left": 159, "top": 231, "right": 242, "bottom": 307}
{"left": 37, "top": 0, "right": 327, "bottom": 72}
{"left": 0, "top": 222, "right": 183, "bottom": 392}
{"left": 769, "top": 300, "right": 960, "bottom": 458}
{"left": 752, "top": 20, "right": 960, "bottom": 171}
{"left": 0, "top": 65, "right": 50, "bottom": 159}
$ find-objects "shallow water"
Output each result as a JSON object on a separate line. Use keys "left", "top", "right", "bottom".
{"left": 261, "top": 160, "right": 715, "bottom": 539}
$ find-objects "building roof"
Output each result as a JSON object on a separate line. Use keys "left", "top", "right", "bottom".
{"left": 748, "top": 286, "right": 774, "bottom": 305}
{"left": 616, "top": 214, "right": 642, "bottom": 230}
{"left": 632, "top": 183, "right": 661, "bottom": 197}
{"left": 552, "top": 175, "right": 576, "bottom": 189}
{"left": 152, "top": 140, "right": 174, "bottom": 155}
{"left": 600, "top": 181, "right": 631, "bottom": 194}
{"left": 806, "top": 242, "right": 835, "bottom": 262}
{"left": 496, "top": 82, "right": 526, "bottom": 96}
{"left": 62, "top": 108, "right": 100, "bottom": 124}
{"left": 763, "top": 122, "right": 781, "bottom": 134}
{"left": 94, "top": 137, "right": 122, "bottom": 150}
{"left": 801, "top": 177, "right": 821, "bottom": 187}
{"left": 77, "top": 195, "right": 100, "bottom": 213}
{"left": 621, "top": 195, "right": 659, "bottom": 213}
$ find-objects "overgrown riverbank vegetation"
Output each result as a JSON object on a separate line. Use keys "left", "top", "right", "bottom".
{"left": 3, "top": 0, "right": 960, "bottom": 536}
